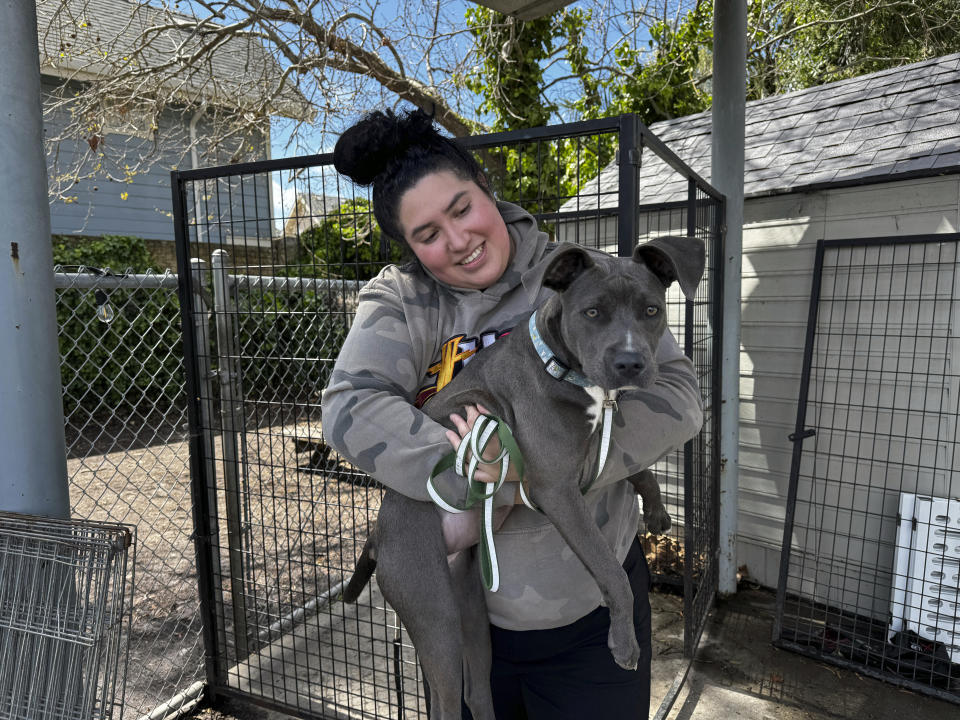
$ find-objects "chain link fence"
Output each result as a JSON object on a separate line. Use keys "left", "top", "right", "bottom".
{"left": 54, "top": 113, "right": 722, "bottom": 720}
{"left": 55, "top": 268, "right": 206, "bottom": 720}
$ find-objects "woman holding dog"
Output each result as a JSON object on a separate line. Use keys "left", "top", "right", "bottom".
{"left": 321, "top": 109, "right": 703, "bottom": 719}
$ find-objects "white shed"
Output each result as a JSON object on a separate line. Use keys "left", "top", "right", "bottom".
{"left": 561, "top": 52, "right": 960, "bottom": 593}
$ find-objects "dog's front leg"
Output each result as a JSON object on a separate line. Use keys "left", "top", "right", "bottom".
{"left": 627, "top": 469, "right": 671, "bottom": 535}
{"left": 528, "top": 475, "right": 640, "bottom": 671}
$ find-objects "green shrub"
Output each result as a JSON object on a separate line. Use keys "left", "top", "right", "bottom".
{"left": 294, "top": 200, "right": 405, "bottom": 280}
{"left": 53, "top": 235, "right": 184, "bottom": 418}
{"left": 52, "top": 234, "right": 155, "bottom": 273}
{"left": 226, "top": 202, "right": 402, "bottom": 409}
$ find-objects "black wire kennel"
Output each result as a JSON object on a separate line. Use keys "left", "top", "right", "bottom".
{"left": 775, "top": 233, "right": 960, "bottom": 704}
{"left": 172, "top": 114, "right": 723, "bottom": 718}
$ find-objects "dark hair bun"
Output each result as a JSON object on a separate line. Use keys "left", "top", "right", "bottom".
{"left": 333, "top": 109, "right": 437, "bottom": 185}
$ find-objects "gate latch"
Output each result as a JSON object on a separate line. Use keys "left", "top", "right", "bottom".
{"left": 788, "top": 428, "right": 816, "bottom": 442}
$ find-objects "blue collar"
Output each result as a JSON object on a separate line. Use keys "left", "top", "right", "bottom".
{"left": 528, "top": 311, "right": 591, "bottom": 387}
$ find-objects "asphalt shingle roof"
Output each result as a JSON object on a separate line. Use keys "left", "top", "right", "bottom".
{"left": 576, "top": 53, "right": 960, "bottom": 208}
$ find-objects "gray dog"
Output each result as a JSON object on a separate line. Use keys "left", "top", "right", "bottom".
{"left": 342, "top": 237, "right": 704, "bottom": 719}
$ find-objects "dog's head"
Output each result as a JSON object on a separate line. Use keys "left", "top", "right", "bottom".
{"left": 540, "top": 236, "right": 705, "bottom": 391}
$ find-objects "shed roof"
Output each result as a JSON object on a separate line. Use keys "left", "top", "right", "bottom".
{"left": 575, "top": 52, "right": 960, "bottom": 208}
{"left": 36, "top": 0, "right": 310, "bottom": 120}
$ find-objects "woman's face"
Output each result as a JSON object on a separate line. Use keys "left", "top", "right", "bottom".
{"left": 398, "top": 170, "right": 512, "bottom": 290}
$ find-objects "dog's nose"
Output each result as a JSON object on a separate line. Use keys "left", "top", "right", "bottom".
{"left": 613, "top": 350, "right": 645, "bottom": 375}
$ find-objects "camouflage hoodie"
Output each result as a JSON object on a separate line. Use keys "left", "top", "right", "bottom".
{"left": 321, "top": 201, "right": 703, "bottom": 630}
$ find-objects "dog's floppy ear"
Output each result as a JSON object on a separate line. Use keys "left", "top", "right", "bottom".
{"left": 542, "top": 243, "right": 595, "bottom": 292}
{"left": 633, "top": 235, "right": 705, "bottom": 300}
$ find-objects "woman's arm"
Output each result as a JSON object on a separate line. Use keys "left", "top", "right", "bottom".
{"left": 321, "top": 279, "right": 467, "bottom": 503}
{"left": 592, "top": 329, "right": 704, "bottom": 488}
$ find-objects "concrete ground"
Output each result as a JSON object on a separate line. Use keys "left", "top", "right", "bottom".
{"left": 194, "top": 586, "right": 958, "bottom": 720}
{"left": 659, "top": 587, "right": 958, "bottom": 720}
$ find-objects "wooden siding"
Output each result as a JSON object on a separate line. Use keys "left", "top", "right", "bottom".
{"left": 738, "top": 175, "right": 960, "bottom": 607}
{"left": 555, "top": 175, "right": 960, "bottom": 612}
{"left": 42, "top": 75, "right": 271, "bottom": 245}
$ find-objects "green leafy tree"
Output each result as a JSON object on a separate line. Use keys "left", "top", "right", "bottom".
{"left": 606, "top": 0, "right": 714, "bottom": 124}
{"left": 770, "top": 0, "right": 960, "bottom": 93}
{"left": 465, "top": 7, "right": 557, "bottom": 132}
{"left": 464, "top": 7, "right": 616, "bottom": 216}
{"left": 463, "top": 0, "right": 960, "bottom": 132}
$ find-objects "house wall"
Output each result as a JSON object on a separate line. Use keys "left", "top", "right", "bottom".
{"left": 559, "top": 173, "right": 960, "bottom": 619}
{"left": 42, "top": 75, "right": 273, "bottom": 261}
{"left": 737, "top": 175, "right": 960, "bottom": 610}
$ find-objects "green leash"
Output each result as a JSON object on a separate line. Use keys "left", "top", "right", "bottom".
{"left": 426, "top": 399, "right": 616, "bottom": 592}
{"left": 426, "top": 413, "right": 524, "bottom": 592}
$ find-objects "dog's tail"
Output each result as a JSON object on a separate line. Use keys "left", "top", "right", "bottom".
{"left": 341, "top": 537, "right": 377, "bottom": 603}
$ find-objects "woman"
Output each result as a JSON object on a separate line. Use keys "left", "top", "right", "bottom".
{"left": 321, "top": 109, "right": 703, "bottom": 719}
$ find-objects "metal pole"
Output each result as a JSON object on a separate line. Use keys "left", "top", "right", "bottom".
{"left": 683, "top": 178, "right": 697, "bottom": 658}
{"left": 190, "top": 259, "right": 219, "bottom": 531}
{"left": 172, "top": 175, "right": 222, "bottom": 692}
{"left": 210, "top": 250, "right": 250, "bottom": 659}
{"left": 188, "top": 257, "right": 230, "bottom": 665}
{"left": 617, "top": 114, "right": 642, "bottom": 259}
{"left": 0, "top": 0, "right": 69, "bottom": 517}
{"left": 712, "top": 0, "right": 747, "bottom": 595}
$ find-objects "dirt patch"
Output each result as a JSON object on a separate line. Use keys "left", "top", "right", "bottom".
{"left": 69, "top": 430, "right": 205, "bottom": 720}
{"left": 69, "top": 417, "right": 380, "bottom": 720}
{"left": 65, "top": 404, "right": 189, "bottom": 458}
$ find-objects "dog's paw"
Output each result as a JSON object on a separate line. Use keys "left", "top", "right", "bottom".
{"left": 643, "top": 504, "right": 672, "bottom": 535}
{"left": 608, "top": 627, "right": 641, "bottom": 671}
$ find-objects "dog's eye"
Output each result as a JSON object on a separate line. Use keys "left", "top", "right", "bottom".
{"left": 583, "top": 308, "right": 599, "bottom": 319}
{"left": 645, "top": 306, "right": 660, "bottom": 317}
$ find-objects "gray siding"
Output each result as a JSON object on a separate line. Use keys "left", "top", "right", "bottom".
{"left": 737, "top": 175, "right": 960, "bottom": 605}
{"left": 42, "top": 74, "right": 271, "bottom": 243}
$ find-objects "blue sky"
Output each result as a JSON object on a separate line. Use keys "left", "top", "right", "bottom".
{"left": 157, "top": 1, "right": 655, "bottom": 225}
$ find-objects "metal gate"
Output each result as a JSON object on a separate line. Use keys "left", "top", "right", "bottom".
{"left": 775, "top": 234, "right": 960, "bottom": 704}
{"left": 172, "top": 114, "right": 723, "bottom": 718}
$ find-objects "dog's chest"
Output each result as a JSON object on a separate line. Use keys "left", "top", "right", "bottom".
{"left": 583, "top": 386, "right": 617, "bottom": 433}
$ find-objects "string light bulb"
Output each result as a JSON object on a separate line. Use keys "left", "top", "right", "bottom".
{"left": 94, "top": 289, "right": 115, "bottom": 324}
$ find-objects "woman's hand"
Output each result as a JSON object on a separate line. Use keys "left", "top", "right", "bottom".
{"left": 445, "top": 404, "right": 522, "bottom": 487}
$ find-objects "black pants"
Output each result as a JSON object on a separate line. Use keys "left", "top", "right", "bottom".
{"left": 459, "top": 537, "right": 652, "bottom": 720}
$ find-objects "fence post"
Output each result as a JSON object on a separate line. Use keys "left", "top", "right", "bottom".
{"left": 616, "top": 114, "right": 642, "bottom": 259}
{"left": 189, "top": 259, "right": 229, "bottom": 663}
{"left": 210, "top": 250, "right": 250, "bottom": 660}
{"left": 712, "top": 0, "right": 747, "bottom": 596}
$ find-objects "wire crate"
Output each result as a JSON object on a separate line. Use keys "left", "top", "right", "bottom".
{"left": 0, "top": 512, "right": 134, "bottom": 720}
{"left": 891, "top": 493, "right": 960, "bottom": 663}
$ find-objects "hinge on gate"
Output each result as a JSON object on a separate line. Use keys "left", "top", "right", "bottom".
{"left": 788, "top": 428, "right": 816, "bottom": 442}
{"left": 614, "top": 148, "right": 643, "bottom": 167}
{"left": 895, "top": 514, "right": 919, "bottom": 533}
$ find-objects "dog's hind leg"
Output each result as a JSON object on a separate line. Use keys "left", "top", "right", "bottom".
{"left": 373, "top": 492, "right": 466, "bottom": 720}
{"left": 450, "top": 549, "right": 496, "bottom": 720}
